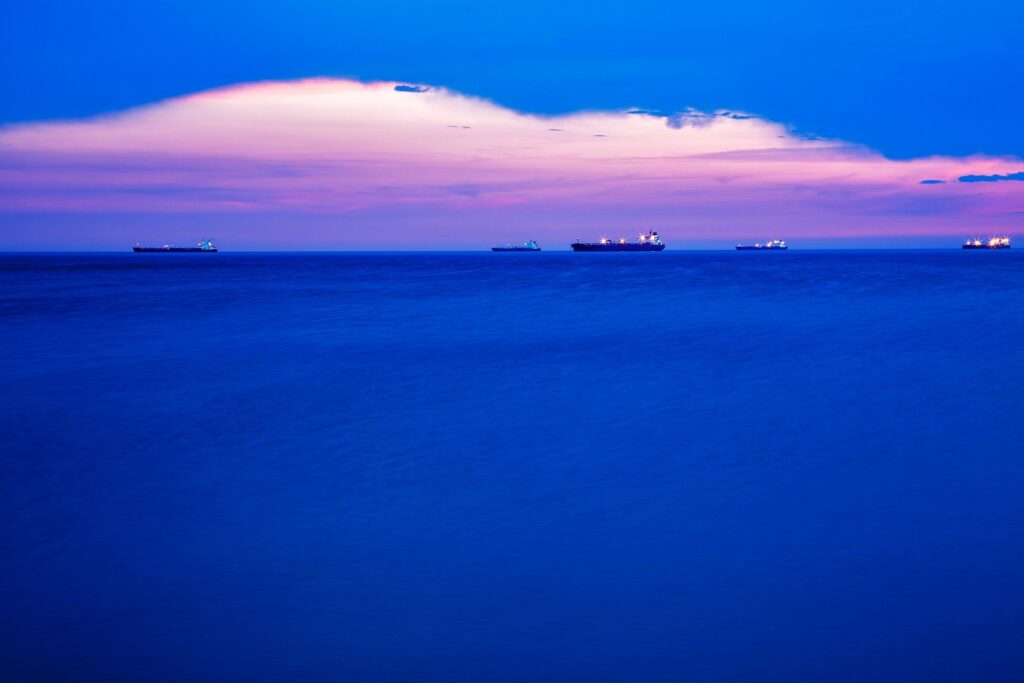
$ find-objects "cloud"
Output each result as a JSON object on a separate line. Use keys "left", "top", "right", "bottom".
{"left": 958, "top": 171, "right": 1024, "bottom": 183}
{"left": 628, "top": 107, "right": 721, "bottom": 129}
{"left": 920, "top": 179, "right": 945, "bottom": 184}
{"left": 665, "top": 111, "right": 717, "bottom": 129}
{"left": 0, "top": 77, "right": 1022, "bottom": 246}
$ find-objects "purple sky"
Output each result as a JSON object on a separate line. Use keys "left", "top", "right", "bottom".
{"left": 1, "top": 79, "right": 1022, "bottom": 249}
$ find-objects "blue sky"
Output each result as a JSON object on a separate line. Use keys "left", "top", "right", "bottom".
{"left": 3, "top": 0, "right": 1022, "bottom": 159}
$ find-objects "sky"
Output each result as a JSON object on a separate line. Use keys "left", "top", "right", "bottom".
{"left": 1, "top": 0, "right": 1023, "bottom": 249}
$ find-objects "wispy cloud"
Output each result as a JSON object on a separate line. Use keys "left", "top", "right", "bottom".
{"left": 958, "top": 171, "right": 1024, "bottom": 183}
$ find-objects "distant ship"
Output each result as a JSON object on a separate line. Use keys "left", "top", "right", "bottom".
{"left": 963, "top": 237, "right": 1010, "bottom": 249}
{"left": 133, "top": 240, "right": 218, "bottom": 253}
{"left": 736, "top": 240, "right": 788, "bottom": 250}
{"left": 492, "top": 240, "right": 541, "bottom": 252}
{"left": 571, "top": 231, "right": 665, "bottom": 251}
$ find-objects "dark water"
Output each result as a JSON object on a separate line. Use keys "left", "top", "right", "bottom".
{"left": 2, "top": 251, "right": 1023, "bottom": 682}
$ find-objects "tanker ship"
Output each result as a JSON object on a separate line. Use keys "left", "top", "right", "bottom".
{"left": 133, "top": 240, "right": 218, "bottom": 253}
{"left": 736, "top": 239, "right": 788, "bottom": 250}
{"left": 963, "top": 237, "right": 1010, "bottom": 249}
{"left": 571, "top": 231, "right": 665, "bottom": 252}
{"left": 492, "top": 240, "right": 541, "bottom": 252}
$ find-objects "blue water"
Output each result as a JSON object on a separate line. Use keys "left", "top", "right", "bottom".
{"left": 2, "top": 251, "right": 1023, "bottom": 681}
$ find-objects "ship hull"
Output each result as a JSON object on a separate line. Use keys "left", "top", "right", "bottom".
{"left": 736, "top": 246, "right": 788, "bottom": 250}
{"left": 133, "top": 247, "right": 218, "bottom": 253}
{"left": 571, "top": 243, "right": 665, "bottom": 252}
{"left": 492, "top": 247, "right": 541, "bottom": 252}
{"left": 962, "top": 244, "right": 1010, "bottom": 249}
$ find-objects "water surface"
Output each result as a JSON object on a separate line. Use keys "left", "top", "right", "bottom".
{"left": 2, "top": 251, "right": 1023, "bottom": 681}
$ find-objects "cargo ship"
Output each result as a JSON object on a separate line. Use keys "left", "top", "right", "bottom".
{"left": 963, "top": 237, "right": 1010, "bottom": 249}
{"left": 492, "top": 240, "right": 541, "bottom": 252}
{"left": 133, "top": 240, "right": 218, "bottom": 253}
{"left": 571, "top": 231, "right": 665, "bottom": 252}
{"left": 736, "top": 240, "right": 787, "bottom": 250}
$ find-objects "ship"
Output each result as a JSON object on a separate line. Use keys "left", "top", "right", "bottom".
{"left": 571, "top": 231, "right": 665, "bottom": 252}
{"left": 736, "top": 239, "right": 788, "bottom": 250}
{"left": 133, "top": 240, "right": 218, "bottom": 253}
{"left": 963, "top": 237, "right": 1010, "bottom": 249}
{"left": 492, "top": 240, "right": 541, "bottom": 252}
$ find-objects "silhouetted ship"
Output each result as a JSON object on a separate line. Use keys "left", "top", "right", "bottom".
{"left": 571, "top": 231, "right": 665, "bottom": 251}
{"left": 736, "top": 240, "right": 788, "bottom": 250}
{"left": 963, "top": 237, "right": 1010, "bottom": 249}
{"left": 492, "top": 240, "right": 541, "bottom": 252}
{"left": 133, "top": 240, "right": 218, "bottom": 253}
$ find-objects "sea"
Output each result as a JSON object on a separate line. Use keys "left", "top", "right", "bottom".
{"left": 1, "top": 250, "right": 1023, "bottom": 682}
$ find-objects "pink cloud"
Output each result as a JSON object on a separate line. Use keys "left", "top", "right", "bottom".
{"left": 1, "top": 78, "right": 1022, "bottom": 247}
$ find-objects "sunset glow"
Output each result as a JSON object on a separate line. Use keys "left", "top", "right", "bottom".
{"left": 2, "top": 78, "right": 1022, "bottom": 247}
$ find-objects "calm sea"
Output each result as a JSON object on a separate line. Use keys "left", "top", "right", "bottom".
{"left": 2, "top": 251, "right": 1023, "bottom": 681}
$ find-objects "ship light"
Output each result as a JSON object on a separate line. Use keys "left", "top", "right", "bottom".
{"left": 600, "top": 237, "right": 608, "bottom": 244}
{"left": 619, "top": 238, "right": 626, "bottom": 244}
{"left": 639, "top": 234, "right": 645, "bottom": 242}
